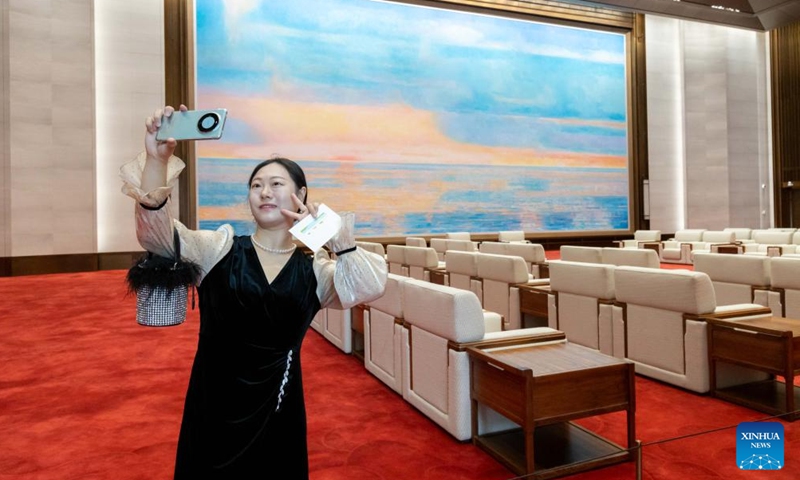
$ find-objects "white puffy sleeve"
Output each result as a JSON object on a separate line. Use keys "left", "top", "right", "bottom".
{"left": 313, "top": 212, "right": 388, "bottom": 309}
{"left": 119, "top": 152, "right": 234, "bottom": 284}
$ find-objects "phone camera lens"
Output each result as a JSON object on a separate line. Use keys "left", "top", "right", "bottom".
{"left": 197, "top": 113, "right": 220, "bottom": 133}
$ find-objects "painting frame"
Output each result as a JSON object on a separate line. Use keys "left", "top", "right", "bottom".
{"left": 166, "top": 0, "right": 648, "bottom": 244}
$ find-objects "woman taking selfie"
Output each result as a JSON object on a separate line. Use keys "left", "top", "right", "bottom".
{"left": 120, "top": 105, "right": 388, "bottom": 479}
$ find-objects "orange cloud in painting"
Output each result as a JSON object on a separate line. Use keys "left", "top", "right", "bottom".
{"left": 198, "top": 91, "right": 626, "bottom": 169}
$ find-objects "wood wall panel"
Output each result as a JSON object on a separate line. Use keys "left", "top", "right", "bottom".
{"left": 771, "top": 21, "right": 800, "bottom": 228}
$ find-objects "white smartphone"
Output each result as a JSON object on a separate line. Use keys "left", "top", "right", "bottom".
{"left": 156, "top": 108, "right": 228, "bottom": 141}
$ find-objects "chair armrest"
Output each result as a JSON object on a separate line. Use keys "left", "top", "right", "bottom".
{"left": 451, "top": 328, "right": 565, "bottom": 352}
{"left": 692, "top": 305, "right": 772, "bottom": 321}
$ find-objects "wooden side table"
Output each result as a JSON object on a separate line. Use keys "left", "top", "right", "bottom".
{"left": 468, "top": 342, "right": 635, "bottom": 478}
{"left": 707, "top": 316, "right": 800, "bottom": 421}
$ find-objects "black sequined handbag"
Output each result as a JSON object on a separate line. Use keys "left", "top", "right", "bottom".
{"left": 125, "top": 229, "right": 201, "bottom": 327}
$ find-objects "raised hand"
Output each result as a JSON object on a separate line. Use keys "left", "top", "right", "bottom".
{"left": 281, "top": 193, "right": 320, "bottom": 223}
{"left": 144, "top": 104, "right": 187, "bottom": 162}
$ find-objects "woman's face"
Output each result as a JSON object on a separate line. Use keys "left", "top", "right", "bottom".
{"left": 248, "top": 163, "right": 306, "bottom": 229}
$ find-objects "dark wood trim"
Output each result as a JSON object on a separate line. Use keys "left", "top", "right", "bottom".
{"left": 770, "top": 22, "right": 800, "bottom": 228}
{"left": 631, "top": 14, "right": 648, "bottom": 230}
{"left": 0, "top": 252, "right": 143, "bottom": 277}
{"left": 164, "top": 0, "right": 196, "bottom": 228}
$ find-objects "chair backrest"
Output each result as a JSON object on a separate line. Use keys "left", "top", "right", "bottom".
{"left": 723, "top": 227, "right": 752, "bottom": 241}
{"left": 368, "top": 273, "right": 406, "bottom": 316}
{"left": 357, "top": 241, "right": 386, "bottom": 257}
{"left": 601, "top": 247, "right": 660, "bottom": 268}
{"left": 633, "top": 230, "right": 661, "bottom": 241}
{"left": 431, "top": 238, "right": 477, "bottom": 262}
{"left": 752, "top": 230, "right": 794, "bottom": 245}
{"left": 504, "top": 242, "right": 546, "bottom": 264}
{"left": 478, "top": 241, "right": 506, "bottom": 255}
{"left": 549, "top": 260, "right": 615, "bottom": 300}
{"left": 405, "top": 237, "right": 427, "bottom": 247}
{"left": 446, "top": 232, "right": 471, "bottom": 240}
{"left": 559, "top": 245, "right": 603, "bottom": 264}
{"left": 479, "top": 241, "right": 546, "bottom": 275}
{"left": 402, "top": 277, "right": 486, "bottom": 342}
{"left": 549, "top": 260, "right": 616, "bottom": 352}
{"left": 692, "top": 252, "right": 771, "bottom": 306}
{"left": 444, "top": 239, "right": 477, "bottom": 254}
{"left": 673, "top": 229, "right": 706, "bottom": 242}
{"left": 386, "top": 244, "right": 407, "bottom": 276}
{"left": 498, "top": 230, "right": 525, "bottom": 242}
{"left": 700, "top": 230, "right": 735, "bottom": 244}
{"left": 444, "top": 251, "right": 481, "bottom": 299}
{"left": 614, "top": 266, "right": 716, "bottom": 314}
{"left": 770, "top": 256, "right": 800, "bottom": 317}
{"left": 476, "top": 252, "right": 530, "bottom": 329}
{"left": 404, "top": 246, "right": 439, "bottom": 281}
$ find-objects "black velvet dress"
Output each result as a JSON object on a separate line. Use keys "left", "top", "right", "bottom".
{"left": 173, "top": 236, "right": 320, "bottom": 479}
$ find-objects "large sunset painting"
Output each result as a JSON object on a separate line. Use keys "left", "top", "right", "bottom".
{"left": 194, "top": 0, "right": 629, "bottom": 237}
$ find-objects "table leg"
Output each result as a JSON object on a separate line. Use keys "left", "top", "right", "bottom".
{"left": 786, "top": 342, "right": 795, "bottom": 420}
{"left": 525, "top": 427, "right": 535, "bottom": 474}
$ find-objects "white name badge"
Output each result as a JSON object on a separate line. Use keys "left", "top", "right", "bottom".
{"left": 289, "top": 203, "right": 342, "bottom": 253}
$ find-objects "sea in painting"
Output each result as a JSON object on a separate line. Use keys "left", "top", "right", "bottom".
{"left": 198, "top": 157, "right": 628, "bottom": 237}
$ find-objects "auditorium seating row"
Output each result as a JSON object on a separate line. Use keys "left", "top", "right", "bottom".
{"left": 620, "top": 227, "right": 800, "bottom": 264}
{"left": 560, "top": 245, "right": 661, "bottom": 268}
{"left": 693, "top": 253, "right": 800, "bottom": 317}
{"left": 546, "top": 259, "right": 776, "bottom": 393}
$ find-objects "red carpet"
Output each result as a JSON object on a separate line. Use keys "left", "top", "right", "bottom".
{"left": 1, "top": 269, "right": 798, "bottom": 479}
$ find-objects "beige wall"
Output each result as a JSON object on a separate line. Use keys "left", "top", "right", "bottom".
{"left": 0, "top": 0, "right": 164, "bottom": 258}
{"left": 646, "top": 15, "right": 771, "bottom": 233}
{"left": 5, "top": 0, "right": 95, "bottom": 256}
{"left": 95, "top": 0, "right": 165, "bottom": 253}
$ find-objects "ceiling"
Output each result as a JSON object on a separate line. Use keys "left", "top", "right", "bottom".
{"left": 566, "top": 0, "right": 800, "bottom": 31}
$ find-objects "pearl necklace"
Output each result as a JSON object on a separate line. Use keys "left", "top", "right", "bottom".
{"left": 251, "top": 235, "right": 297, "bottom": 254}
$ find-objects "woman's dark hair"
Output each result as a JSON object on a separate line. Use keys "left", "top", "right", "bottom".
{"left": 248, "top": 157, "right": 308, "bottom": 203}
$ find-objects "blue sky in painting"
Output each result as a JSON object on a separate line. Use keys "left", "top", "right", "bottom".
{"left": 195, "top": 0, "right": 627, "bottom": 155}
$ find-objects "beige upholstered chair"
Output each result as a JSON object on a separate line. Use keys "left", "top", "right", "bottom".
{"left": 559, "top": 245, "right": 603, "bottom": 264}
{"left": 659, "top": 229, "right": 706, "bottom": 264}
{"left": 497, "top": 230, "right": 527, "bottom": 243}
{"left": 399, "top": 277, "right": 563, "bottom": 441}
{"left": 364, "top": 273, "right": 407, "bottom": 394}
{"left": 692, "top": 252, "right": 776, "bottom": 309}
{"left": 386, "top": 244, "right": 408, "bottom": 277}
{"left": 310, "top": 307, "right": 326, "bottom": 334}
{"left": 547, "top": 260, "right": 617, "bottom": 356}
{"left": 405, "top": 237, "right": 427, "bottom": 247}
{"left": 357, "top": 241, "right": 386, "bottom": 257}
{"left": 446, "top": 231, "right": 471, "bottom": 240}
{"left": 443, "top": 250, "right": 482, "bottom": 300}
{"left": 476, "top": 252, "right": 534, "bottom": 330}
{"left": 743, "top": 230, "right": 796, "bottom": 256}
{"left": 309, "top": 248, "right": 356, "bottom": 354}
{"left": 430, "top": 238, "right": 477, "bottom": 263}
{"left": 769, "top": 256, "right": 800, "bottom": 317}
{"left": 601, "top": 247, "right": 660, "bottom": 268}
{"left": 687, "top": 230, "right": 736, "bottom": 260}
{"left": 479, "top": 241, "right": 548, "bottom": 278}
{"left": 403, "top": 246, "right": 440, "bottom": 281}
{"left": 616, "top": 230, "right": 661, "bottom": 248}
{"left": 723, "top": 227, "right": 753, "bottom": 243}
{"left": 612, "top": 266, "right": 771, "bottom": 393}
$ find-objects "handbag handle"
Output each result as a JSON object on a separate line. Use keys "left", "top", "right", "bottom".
{"left": 172, "top": 228, "right": 182, "bottom": 270}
